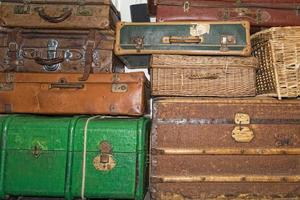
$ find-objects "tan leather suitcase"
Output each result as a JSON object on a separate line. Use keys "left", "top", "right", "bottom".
{"left": 0, "top": 72, "right": 148, "bottom": 116}
{"left": 151, "top": 97, "right": 300, "bottom": 199}
{"left": 0, "top": 28, "right": 124, "bottom": 81}
{"left": 0, "top": 0, "right": 120, "bottom": 30}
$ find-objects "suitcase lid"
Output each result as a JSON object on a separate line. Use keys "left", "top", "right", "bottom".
{"left": 0, "top": 115, "right": 150, "bottom": 152}
{"left": 153, "top": 97, "right": 300, "bottom": 120}
{"left": 0, "top": 115, "right": 74, "bottom": 151}
{"left": 1, "top": 0, "right": 111, "bottom": 5}
{"left": 72, "top": 117, "right": 150, "bottom": 153}
{"left": 0, "top": 72, "right": 146, "bottom": 84}
{"left": 156, "top": 0, "right": 300, "bottom": 9}
{"left": 151, "top": 55, "right": 258, "bottom": 69}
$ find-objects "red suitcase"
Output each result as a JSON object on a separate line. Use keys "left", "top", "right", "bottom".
{"left": 154, "top": 0, "right": 300, "bottom": 28}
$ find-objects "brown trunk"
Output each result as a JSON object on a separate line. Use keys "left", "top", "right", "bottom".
{"left": 0, "top": 0, "right": 120, "bottom": 30}
{"left": 156, "top": 0, "right": 300, "bottom": 28}
{"left": 151, "top": 97, "right": 300, "bottom": 199}
{"left": 0, "top": 28, "right": 124, "bottom": 79}
{"left": 0, "top": 72, "right": 148, "bottom": 116}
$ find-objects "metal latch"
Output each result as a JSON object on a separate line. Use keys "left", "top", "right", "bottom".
{"left": 93, "top": 141, "right": 116, "bottom": 171}
{"left": 232, "top": 113, "right": 254, "bottom": 143}
{"left": 132, "top": 36, "right": 144, "bottom": 52}
{"left": 76, "top": 0, "right": 93, "bottom": 16}
{"left": 0, "top": 83, "right": 13, "bottom": 91}
{"left": 183, "top": 1, "right": 190, "bottom": 13}
{"left": 234, "top": 113, "right": 250, "bottom": 125}
{"left": 112, "top": 84, "right": 128, "bottom": 93}
{"left": 14, "top": 0, "right": 31, "bottom": 14}
{"left": 44, "top": 39, "right": 60, "bottom": 71}
{"left": 220, "top": 35, "right": 236, "bottom": 52}
{"left": 1, "top": 73, "right": 15, "bottom": 91}
{"left": 31, "top": 143, "right": 42, "bottom": 158}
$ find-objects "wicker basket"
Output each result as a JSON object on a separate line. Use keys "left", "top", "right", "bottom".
{"left": 251, "top": 27, "right": 300, "bottom": 99}
{"left": 151, "top": 55, "right": 257, "bottom": 97}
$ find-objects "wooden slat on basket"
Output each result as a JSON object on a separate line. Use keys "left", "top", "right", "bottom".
{"left": 251, "top": 27, "right": 300, "bottom": 99}
{"left": 151, "top": 55, "right": 257, "bottom": 97}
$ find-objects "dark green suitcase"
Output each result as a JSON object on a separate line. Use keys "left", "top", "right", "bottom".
{"left": 0, "top": 115, "right": 150, "bottom": 200}
{"left": 115, "top": 21, "right": 251, "bottom": 68}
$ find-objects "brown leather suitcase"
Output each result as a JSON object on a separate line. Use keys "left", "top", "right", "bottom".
{"left": 155, "top": 0, "right": 300, "bottom": 28}
{"left": 0, "top": 0, "right": 120, "bottom": 30}
{"left": 0, "top": 28, "right": 124, "bottom": 81}
{"left": 151, "top": 97, "right": 300, "bottom": 199}
{"left": 0, "top": 72, "right": 148, "bottom": 116}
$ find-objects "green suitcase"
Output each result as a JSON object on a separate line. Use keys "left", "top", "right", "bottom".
{"left": 0, "top": 115, "right": 150, "bottom": 200}
{"left": 115, "top": 21, "right": 251, "bottom": 68}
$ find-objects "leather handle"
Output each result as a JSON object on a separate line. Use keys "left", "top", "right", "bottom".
{"left": 34, "top": 57, "right": 64, "bottom": 66}
{"left": 162, "top": 36, "right": 203, "bottom": 44}
{"left": 223, "top": 8, "right": 264, "bottom": 24}
{"left": 50, "top": 83, "right": 84, "bottom": 89}
{"left": 36, "top": 7, "right": 72, "bottom": 23}
{"left": 188, "top": 73, "right": 219, "bottom": 80}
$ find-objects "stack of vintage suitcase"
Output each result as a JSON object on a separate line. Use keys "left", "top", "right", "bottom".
{"left": 0, "top": 1, "right": 150, "bottom": 200}
{"left": 115, "top": 0, "right": 300, "bottom": 199}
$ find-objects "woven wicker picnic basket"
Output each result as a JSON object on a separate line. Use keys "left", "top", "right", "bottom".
{"left": 251, "top": 27, "right": 300, "bottom": 99}
{"left": 151, "top": 55, "right": 258, "bottom": 97}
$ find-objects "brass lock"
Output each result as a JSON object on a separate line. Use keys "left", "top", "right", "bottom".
{"left": 220, "top": 35, "right": 236, "bottom": 52}
{"left": 132, "top": 36, "right": 144, "bottom": 52}
{"left": 93, "top": 141, "right": 116, "bottom": 171}
{"left": 232, "top": 113, "right": 254, "bottom": 143}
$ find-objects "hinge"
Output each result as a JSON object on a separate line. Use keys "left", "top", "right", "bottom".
{"left": 5, "top": 73, "right": 14, "bottom": 83}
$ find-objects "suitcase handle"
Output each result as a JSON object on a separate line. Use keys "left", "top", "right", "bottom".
{"left": 34, "top": 56, "right": 64, "bottom": 66}
{"left": 36, "top": 7, "right": 72, "bottom": 23}
{"left": 162, "top": 36, "right": 203, "bottom": 44}
{"left": 188, "top": 73, "right": 219, "bottom": 80}
{"left": 50, "top": 82, "right": 85, "bottom": 89}
{"left": 223, "top": 8, "right": 265, "bottom": 24}
{"left": 49, "top": 78, "right": 84, "bottom": 89}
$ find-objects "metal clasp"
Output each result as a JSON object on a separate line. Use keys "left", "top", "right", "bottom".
{"left": 93, "top": 141, "right": 116, "bottom": 171}
{"left": 0, "top": 73, "right": 14, "bottom": 94}
{"left": 234, "top": 113, "right": 250, "bottom": 125}
{"left": 183, "top": 1, "right": 190, "bottom": 13}
{"left": 132, "top": 36, "right": 144, "bottom": 52}
{"left": 44, "top": 39, "right": 60, "bottom": 71}
{"left": 112, "top": 84, "right": 128, "bottom": 93}
{"left": 220, "top": 35, "right": 236, "bottom": 52}
{"left": 232, "top": 113, "right": 254, "bottom": 143}
{"left": 32, "top": 144, "right": 42, "bottom": 158}
{"left": 14, "top": 0, "right": 31, "bottom": 14}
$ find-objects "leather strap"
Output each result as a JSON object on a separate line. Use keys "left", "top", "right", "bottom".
{"left": 6, "top": 29, "right": 22, "bottom": 72}
{"left": 79, "top": 30, "right": 106, "bottom": 81}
